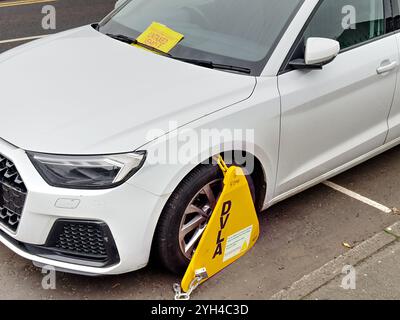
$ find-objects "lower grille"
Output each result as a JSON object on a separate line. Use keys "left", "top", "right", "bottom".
{"left": 55, "top": 222, "right": 107, "bottom": 258}
{"left": 0, "top": 154, "right": 27, "bottom": 232}
{"left": 0, "top": 219, "right": 120, "bottom": 268}
{"left": 43, "top": 220, "right": 120, "bottom": 265}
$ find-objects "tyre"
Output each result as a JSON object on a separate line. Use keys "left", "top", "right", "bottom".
{"left": 154, "top": 163, "right": 255, "bottom": 274}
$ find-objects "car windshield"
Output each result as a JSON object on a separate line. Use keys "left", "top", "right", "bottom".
{"left": 99, "top": 0, "right": 303, "bottom": 75}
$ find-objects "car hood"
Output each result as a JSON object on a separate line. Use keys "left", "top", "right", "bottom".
{"left": 0, "top": 26, "right": 256, "bottom": 154}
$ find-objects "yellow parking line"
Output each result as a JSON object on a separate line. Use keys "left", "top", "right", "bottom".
{"left": 0, "top": 0, "right": 56, "bottom": 8}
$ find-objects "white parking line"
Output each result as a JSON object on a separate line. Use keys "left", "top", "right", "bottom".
{"left": 0, "top": 35, "right": 46, "bottom": 44}
{"left": 323, "top": 181, "right": 393, "bottom": 214}
{"left": 0, "top": 0, "right": 56, "bottom": 8}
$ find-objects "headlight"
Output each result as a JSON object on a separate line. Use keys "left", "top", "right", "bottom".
{"left": 28, "top": 151, "right": 146, "bottom": 189}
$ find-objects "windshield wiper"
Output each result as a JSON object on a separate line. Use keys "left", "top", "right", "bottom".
{"left": 106, "top": 33, "right": 134, "bottom": 44}
{"left": 170, "top": 57, "right": 251, "bottom": 74}
{"left": 107, "top": 33, "right": 251, "bottom": 74}
{"left": 106, "top": 33, "right": 171, "bottom": 56}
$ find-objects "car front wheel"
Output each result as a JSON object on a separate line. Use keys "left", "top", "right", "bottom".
{"left": 154, "top": 163, "right": 254, "bottom": 274}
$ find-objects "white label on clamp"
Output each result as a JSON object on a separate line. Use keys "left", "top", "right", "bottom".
{"left": 223, "top": 225, "right": 253, "bottom": 262}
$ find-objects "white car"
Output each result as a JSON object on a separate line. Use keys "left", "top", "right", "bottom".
{"left": 0, "top": 0, "right": 399, "bottom": 276}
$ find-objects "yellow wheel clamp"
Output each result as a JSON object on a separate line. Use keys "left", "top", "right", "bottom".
{"left": 174, "top": 156, "right": 260, "bottom": 300}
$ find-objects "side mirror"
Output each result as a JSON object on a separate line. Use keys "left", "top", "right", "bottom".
{"left": 115, "top": 0, "right": 125, "bottom": 9}
{"left": 290, "top": 37, "right": 340, "bottom": 70}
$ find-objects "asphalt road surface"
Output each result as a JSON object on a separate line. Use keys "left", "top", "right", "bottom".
{"left": 0, "top": 0, "right": 400, "bottom": 300}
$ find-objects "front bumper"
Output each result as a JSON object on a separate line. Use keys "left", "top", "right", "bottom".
{"left": 0, "top": 138, "right": 168, "bottom": 275}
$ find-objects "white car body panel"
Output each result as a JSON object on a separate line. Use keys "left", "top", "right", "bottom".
{"left": 132, "top": 77, "right": 280, "bottom": 202}
{"left": 0, "top": 138, "right": 172, "bottom": 274}
{"left": 387, "top": 33, "right": 400, "bottom": 142}
{"left": 0, "top": 26, "right": 256, "bottom": 154}
{"left": 0, "top": 0, "right": 400, "bottom": 275}
{"left": 276, "top": 36, "right": 398, "bottom": 194}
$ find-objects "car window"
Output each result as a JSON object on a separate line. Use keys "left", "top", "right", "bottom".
{"left": 99, "top": 0, "right": 304, "bottom": 76}
{"left": 303, "top": 0, "right": 385, "bottom": 50}
{"left": 393, "top": 0, "right": 400, "bottom": 30}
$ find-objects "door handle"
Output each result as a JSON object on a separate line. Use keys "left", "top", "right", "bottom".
{"left": 377, "top": 61, "right": 398, "bottom": 74}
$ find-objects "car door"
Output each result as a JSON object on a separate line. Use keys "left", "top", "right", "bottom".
{"left": 387, "top": 0, "right": 400, "bottom": 142}
{"left": 276, "top": 0, "right": 398, "bottom": 195}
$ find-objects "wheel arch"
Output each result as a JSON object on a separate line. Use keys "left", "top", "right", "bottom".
{"left": 136, "top": 145, "right": 273, "bottom": 266}
{"left": 149, "top": 149, "right": 267, "bottom": 268}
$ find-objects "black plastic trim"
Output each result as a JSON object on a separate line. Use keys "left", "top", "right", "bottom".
{"left": 0, "top": 153, "right": 27, "bottom": 232}
{"left": 0, "top": 219, "right": 120, "bottom": 268}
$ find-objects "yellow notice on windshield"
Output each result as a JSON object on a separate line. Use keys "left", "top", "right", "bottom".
{"left": 135, "top": 22, "right": 184, "bottom": 53}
